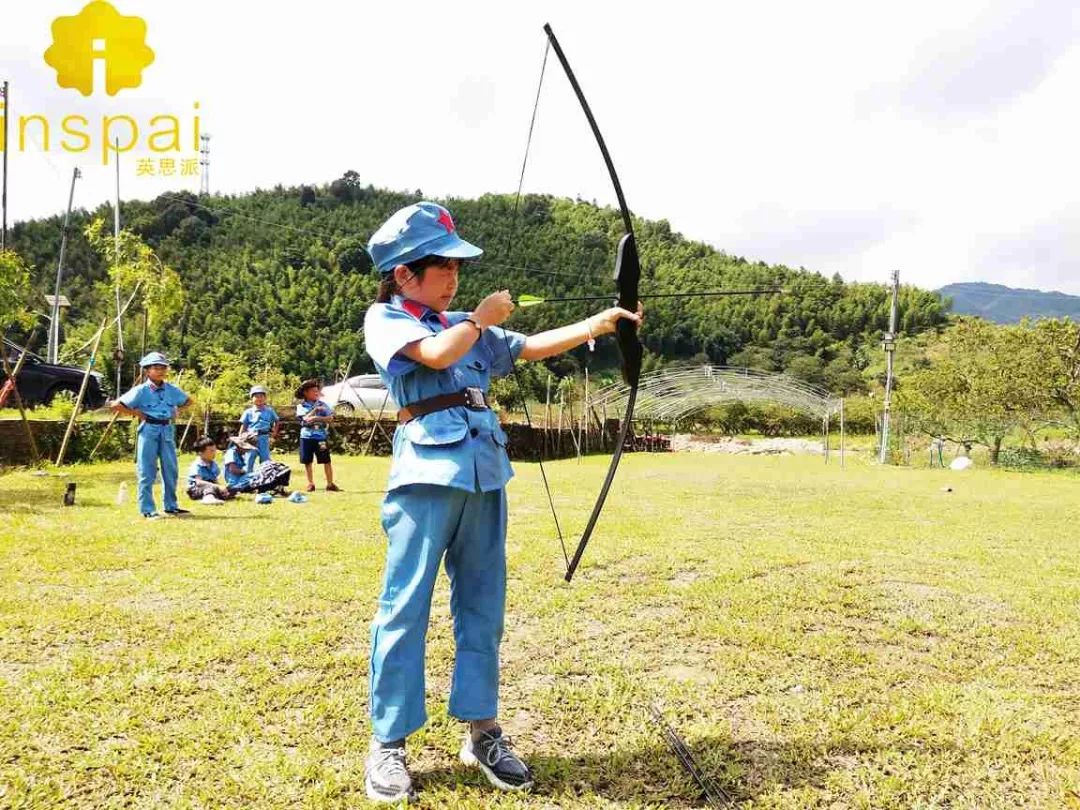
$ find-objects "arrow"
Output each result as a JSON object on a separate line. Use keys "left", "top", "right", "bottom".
{"left": 516, "top": 288, "right": 785, "bottom": 308}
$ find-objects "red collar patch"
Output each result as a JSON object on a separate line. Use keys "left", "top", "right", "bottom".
{"left": 400, "top": 298, "right": 449, "bottom": 328}
{"left": 401, "top": 299, "right": 425, "bottom": 320}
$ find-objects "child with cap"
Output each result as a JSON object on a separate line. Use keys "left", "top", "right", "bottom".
{"left": 109, "top": 351, "right": 192, "bottom": 519}
{"left": 222, "top": 431, "right": 292, "bottom": 495}
{"left": 186, "top": 437, "right": 234, "bottom": 502}
{"left": 295, "top": 380, "right": 338, "bottom": 492}
{"left": 239, "top": 385, "right": 280, "bottom": 472}
{"left": 361, "top": 201, "right": 641, "bottom": 802}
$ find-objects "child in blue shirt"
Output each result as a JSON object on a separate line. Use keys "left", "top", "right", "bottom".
{"left": 223, "top": 431, "right": 293, "bottom": 495}
{"left": 361, "top": 202, "right": 640, "bottom": 802}
{"left": 239, "top": 385, "right": 280, "bottom": 471}
{"left": 185, "top": 437, "right": 233, "bottom": 502}
{"left": 295, "top": 379, "right": 338, "bottom": 492}
{"left": 110, "top": 351, "right": 192, "bottom": 519}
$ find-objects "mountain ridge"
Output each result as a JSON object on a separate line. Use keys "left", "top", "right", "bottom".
{"left": 938, "top": 281, "right": 1080, "bottom": 323}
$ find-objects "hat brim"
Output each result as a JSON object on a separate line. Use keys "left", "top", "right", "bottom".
{"left": 377, "top": 233, "right": 483, "bottom": 273}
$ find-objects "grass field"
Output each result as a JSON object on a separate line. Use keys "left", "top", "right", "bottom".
{"left": 2, "top": 452, "right": 1080, "bottom": 808}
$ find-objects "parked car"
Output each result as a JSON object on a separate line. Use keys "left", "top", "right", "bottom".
{"left": 1, "top": 338, "right": 108, "bottom": 408}
{"left": 322, "top": 374, "right": 398, "bottom": 417}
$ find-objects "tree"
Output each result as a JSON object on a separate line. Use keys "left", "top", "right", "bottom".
{"left": 84, "top": 219, "right": 185, "bottom": 328}
{"left": 0, "top": 250, "right": 32, "bottom": 329}
{"left": 898, "top": 319, "right": 1043, "bottom": 463}
{"left": 1026, "top": 318, "right": 1080, "bottom": 444}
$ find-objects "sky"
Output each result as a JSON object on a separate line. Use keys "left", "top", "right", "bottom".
{"left": 1, "top": 0, "right": 1078, "bottom": 293}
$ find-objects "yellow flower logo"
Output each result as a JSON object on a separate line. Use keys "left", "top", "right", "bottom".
{"left": 43, "top": 1, "right": 154, "bottom": 96}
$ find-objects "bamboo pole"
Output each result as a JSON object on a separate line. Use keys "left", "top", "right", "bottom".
{"left": 178, "top": 409, "right": 196, "bottom": 450}
{"left": 362, "top": 390, "right": 391, "bottom": 456}
{"left": 583, "top": 368, "right": 589, "bottom": 455}
{"left": 544, "top": 374, "right": 551, "bottom": 459}
{"left": 90, "top": 368, "right": 139, "bottom": 459}
{"left": 55, "top": 319, "right": 107, "bottom": 466}
{"left": 840, "top": 398, "right": 846, "bottom": 469}
{"left": 823, "top": 413, "right": 830, "bottom": 465}
{"left": 1, "top": 329, "right": 41, "bottom": 463}
{"left": 557, "top": 393, "right": 564, "bottom": 455}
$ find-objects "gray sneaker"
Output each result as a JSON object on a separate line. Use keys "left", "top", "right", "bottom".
{"left": 460, "top": 727, "right": 534, "bottom": 791}
{"left": 365, "top": 739, "right": 415, "bottom": 803}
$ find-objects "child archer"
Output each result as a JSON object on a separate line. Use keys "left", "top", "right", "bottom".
{"left": 361, "top": 201, "right": 641, "bottom": 802}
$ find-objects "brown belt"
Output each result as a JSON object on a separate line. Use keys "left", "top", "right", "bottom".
{"left": 398, "top": 387, "right": 489, "bottom": 424}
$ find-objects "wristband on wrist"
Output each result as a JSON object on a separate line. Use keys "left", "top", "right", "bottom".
{"left": 584, "top": 317, "right": 596, "bottom": 352}
{"left": 465, "top": 316, "right": 484, "bottom": 333}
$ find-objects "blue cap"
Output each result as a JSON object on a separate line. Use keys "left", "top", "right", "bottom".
{"left": 139, "top": 351, "right": 169, "bottom": 368}
{"left": 366, "top": 202, "right": 482, "bottom": 274}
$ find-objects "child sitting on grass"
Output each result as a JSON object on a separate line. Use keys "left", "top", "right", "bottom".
{"left": 186, "top": 436, "right": 234, "bottom": 503}
{"left": 222, "top": 431, "right": 293, "bottom": 495}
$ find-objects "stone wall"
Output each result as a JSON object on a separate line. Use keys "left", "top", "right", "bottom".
{"left": 0, "top": 416, "right": 617, "bottom": 466}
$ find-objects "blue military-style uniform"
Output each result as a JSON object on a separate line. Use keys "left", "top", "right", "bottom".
{"left": 222, "top": 445, "right": 253, "bottom": 489}
{"left": 187, "top": 457, "right": 221, "bottom": 489}
{"left": 239, "top": 404, "right": 279, "bottom": 470}
{"left": 119, "top": 364, "right": 189, "bottom": 516}
{"left": 296, "top": 399, "right": 331, "bottom": 441}
{"left": 363, "top": 294, "right": 524, "bottom": 744}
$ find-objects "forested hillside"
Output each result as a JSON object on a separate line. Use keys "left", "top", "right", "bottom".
{"left": 8, "top": 172, "right": 949, "bottom": 393}
{"left": 938, "top": 282, "right": 1080, "bottom": 324}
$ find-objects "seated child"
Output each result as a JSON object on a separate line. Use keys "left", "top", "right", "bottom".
{"left": 186, "top": 436, "right": 234, "bottom": 502}
{"left": 223, "top": 431, "right": 292, "bottom": 495}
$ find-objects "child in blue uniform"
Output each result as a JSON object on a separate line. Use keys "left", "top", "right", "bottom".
{"left": 295, "top": 380, "right": 339, "bottom": 492}
{"left": 186, "top": 437, "right": 233, "bottom": 502}
{"left": 362, "top": 202, "right": 641, "bottom": 802}
{"left": 239, "top": 385, "right": 280, "bottom": 472}
{"left": 110, "top": 351, "right": 192, "bottom": 519}
{"left": 223, "top": 431, "right": 293, "bottom": 494}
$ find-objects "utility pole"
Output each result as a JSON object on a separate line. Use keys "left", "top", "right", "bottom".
{"left": 2, "top": 80, "right": 9, "bottom": 251}
{"left": 199, "top": 133, "right": 211, "bottom": 196}
{"left": 879, "top": 269, "right": 900, "bottom": 464}
{"left": 113, "top": 138, "right": 124, "bottom": 395}
{"left": 49, "top": 167, "right": 81, "bottom": 363}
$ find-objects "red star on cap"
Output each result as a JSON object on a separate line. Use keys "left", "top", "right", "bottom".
{"left": 437, "top": 210, "right": 455, "bottom": 233}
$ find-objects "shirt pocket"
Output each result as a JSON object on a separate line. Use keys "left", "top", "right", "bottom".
{"left": 402, "top": 410, "right": 470, "bottom": 446}
{"left": 459, "top": 355, "right": 490, "bottom": 390}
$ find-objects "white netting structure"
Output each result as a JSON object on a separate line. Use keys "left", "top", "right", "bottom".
{"left": 590, "top": 365, "right": 842, "bottom": 423}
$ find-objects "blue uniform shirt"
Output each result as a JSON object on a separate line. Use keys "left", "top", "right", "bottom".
{"left": 222, "top": 446, "right": 253, "bottom": 487}
{"left": 363, "top": 295, "right": 525, "bottom": 494}
{"left": 187, "top": 458, "right": 220, "bottom": 488}
{"left": 240, "top": 405, "right": 279, "bottom": 434}
{"left": 296, "top": 399, "right": 332, "bottom": 440}
{"left": 119, "top": 380, "right": 188, "bottom": 421}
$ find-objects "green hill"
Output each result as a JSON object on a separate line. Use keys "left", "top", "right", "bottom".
{"left": 938, "top": 282, "right": 1080, "bottom": 324}
{"left": 8, "top": 174, "right": 949, "bottom": 393}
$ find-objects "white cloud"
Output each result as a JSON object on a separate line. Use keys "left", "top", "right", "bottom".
{"left": 2, "top": 0, "right": 1078, "bottom": 294}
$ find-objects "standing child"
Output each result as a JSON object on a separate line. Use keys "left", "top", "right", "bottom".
{"left": 109, "top": 351, "right": 192, "bottom": 519}
{"left": 361, "top": 202, "right": 641, "bottom": 802}
{"left": 295, "top": 379, "right": 338, "bottom": 492}
{"left": 239, "top": 385, "right": 280, "bottom": 472}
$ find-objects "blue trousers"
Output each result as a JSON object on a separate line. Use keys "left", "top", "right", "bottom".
{"left": 135, "top": 423, "right": 178, "bottom": 515}
{"left": 370, "top": 484, "right": 508, "bottom": 743}
{"left": 245, "top": 434, "right": 272, "bottom": 472}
